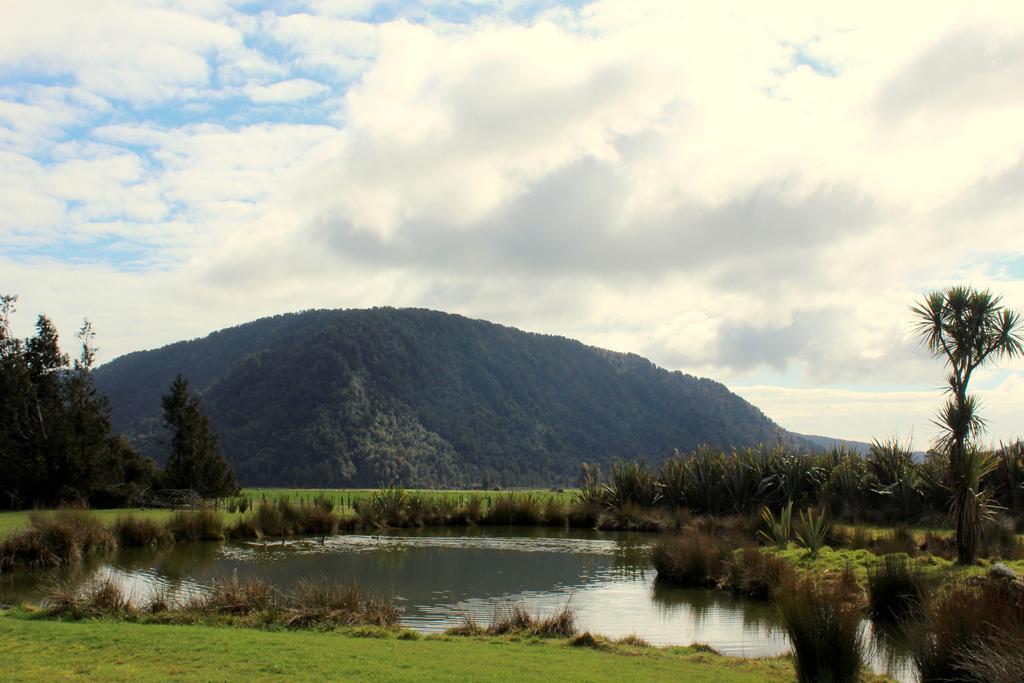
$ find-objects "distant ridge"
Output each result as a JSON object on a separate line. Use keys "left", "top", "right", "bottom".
{"left": 94, "top": 307, "right": 809, "bottom": 487}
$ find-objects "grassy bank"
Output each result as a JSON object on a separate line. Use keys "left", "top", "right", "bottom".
{"left": 0, "top": 488, "right": 573, "bottom": 541}
{"left": 0, "top": 610, "right": 795, "bottom": 682}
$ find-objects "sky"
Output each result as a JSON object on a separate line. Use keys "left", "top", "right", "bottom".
{"left": 2, "top": 0, "right": 1023, "bottom": 445}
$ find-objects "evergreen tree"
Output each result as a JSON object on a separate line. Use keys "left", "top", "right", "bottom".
{"left": 161, "top": 373, "right": 238, "bottom": 498}
{"left": 0, "top": 296, "right": 156, "bottom": 509}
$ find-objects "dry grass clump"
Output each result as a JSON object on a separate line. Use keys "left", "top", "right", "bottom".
{"left": 43, "top": 572, "right": 402, "bottom": 631}
{"left": 284, "top": 577, "right": 401, "bottom": 629}
{"left": 46, "top": 576, "right": 132, "bottom": 618}
{"left": 447, "top": 602, "right": 576, "bottom": 638}
{"left": 197, "top": 574, "right": 275, "bottom": 615}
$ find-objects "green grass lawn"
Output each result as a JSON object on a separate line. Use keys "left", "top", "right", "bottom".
{"left": 0, "top": 611, "right": 796, "bottom": 682}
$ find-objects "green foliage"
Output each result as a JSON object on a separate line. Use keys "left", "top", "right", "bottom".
{"left": 93, "top": 308, "right": 797, "bottom": 488}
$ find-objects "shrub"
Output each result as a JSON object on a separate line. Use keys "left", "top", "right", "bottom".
{"left": 542, "top": 497, "right": 568, "bottom": 526}
{"left": 775, "top": 576, "right": 864, "bottom": 683}
{"left": 253, "top": 501, "right": 286, "bottom": 536}
{"left": 302, "top": 506, "right": 339, "bottom": 540}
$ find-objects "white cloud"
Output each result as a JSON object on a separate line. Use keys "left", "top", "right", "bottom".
{"left": 0, "top": 0, "right": 241, "bottom": 103}
{"left": 244, "top": 78, "right": 330, "bottom": 103}
{"left": 3, "top": 0, "right": 1024, "bottom": 441}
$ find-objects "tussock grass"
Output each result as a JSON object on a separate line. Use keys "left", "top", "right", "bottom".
{"left": 722, "top": 546, "right": 794, "bottom": 600}
{"left": 0, "top": 510, "right": 117, "bottom": 571}
{"left": 909, "top": 574, "right": 1024, "bottom": 683}
{"left": 775, "top": 575, "right": 864, "bottom": 683}
{"left": 865, "top": 554, "right": 928, "bottom": 624}
{"left": 166, "top": 509, "right": 225, "bottom": 542}
{"left": 447, "top": 602, "right": 576, "bottom": 638}
{"left": 651, "top": 533, "right": 726, "bottom": 587}
{"left": 481, "top": 494, "right": 543, "bottom": 526}
{"left": 112, "top": 516, "right": 171, "bottom": 547}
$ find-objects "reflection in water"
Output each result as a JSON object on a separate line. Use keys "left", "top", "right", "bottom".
{"left": 0, "top": 527, "right": 911, "bottom": 680}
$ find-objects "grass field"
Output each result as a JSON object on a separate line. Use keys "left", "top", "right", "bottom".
{"left": 0, "top": 611, "right": 797, "bottom": 682}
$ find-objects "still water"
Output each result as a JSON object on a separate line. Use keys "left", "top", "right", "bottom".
{"left": 0, "top": 527, "right": 913, "bottom": 679}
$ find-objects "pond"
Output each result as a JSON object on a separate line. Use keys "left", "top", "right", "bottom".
{"left": 0, "top": 526, "right": 914, "bottom": 679}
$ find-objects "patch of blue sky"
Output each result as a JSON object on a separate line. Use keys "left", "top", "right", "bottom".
{"left": 338, "top": 0, "right": 592, "bottom": 25}
{"left": 989, "top": 254, "right": 1024, "bottom": 280}
{"left": 4, "top": 236, "right": 172, "bottom": 272}
{"left": 791, "top": 47, "right": 838, "bottom": 77}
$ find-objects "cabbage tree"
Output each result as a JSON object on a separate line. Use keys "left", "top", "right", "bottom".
{"left": 912, "top": 286, "right": 1023, "bottom": 563}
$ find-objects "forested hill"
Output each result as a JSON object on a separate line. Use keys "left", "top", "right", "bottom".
{"left": 93, "top": 308, "right": 799, "bottom": 487}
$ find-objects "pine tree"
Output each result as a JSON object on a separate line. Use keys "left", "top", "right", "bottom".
{"left": 161, "top": 373, "right": 238, "bottom": 498}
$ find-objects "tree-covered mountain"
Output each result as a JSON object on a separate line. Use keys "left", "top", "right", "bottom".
{"left": 94, "top": 308, "right": 801, "bottom": 487}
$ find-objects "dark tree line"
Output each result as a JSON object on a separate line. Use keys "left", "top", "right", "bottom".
{"left": 0, "top": 296, "right": 236, "bottom": 509}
